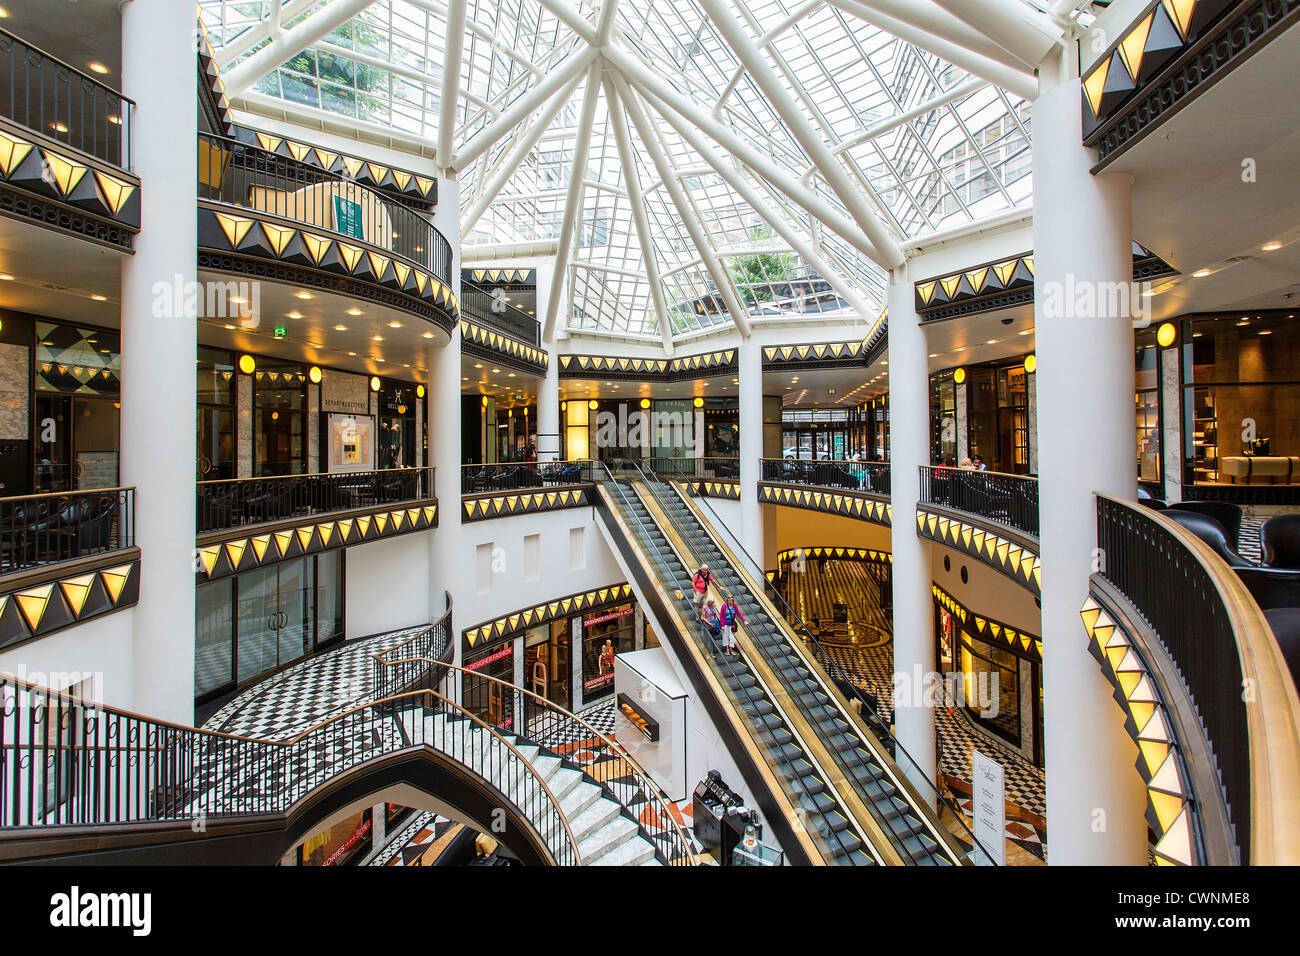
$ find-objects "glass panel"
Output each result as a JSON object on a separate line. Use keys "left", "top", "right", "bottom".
{"left": 580, "top": 604, "right": 635, "bottom": 706}
{"left": 315, "top": 550, "right": 344, "bottom": 646}
{"left": 195, "top": 578, "right": 234, "bottom": 696}
{"left": 33, "top": 394, "right": 71, "bottom": 493}
{"left": 197, "top": 407, "right": 235, "bottom": 480}
{"left": 198, "top": 347, "right": 236, "bottom": 405}
{"left": 236, "top": 565, "right": 279, "bottom": 683}
{"left": 256, "top": 408, "right": 305, "bottom": 476}
{"left": 278, "top": 557, "right": 314, "bottom": 667}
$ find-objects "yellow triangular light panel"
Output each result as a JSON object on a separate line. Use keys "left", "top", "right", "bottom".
{"left": 225, "top": 539, "right": 247, "bottom": 569}
{"left": 251, "top": 534, "right": 272, "bottom": 562}
{"left": 1153, "top": 806, "right": 1193, "bottom": 865}
{"left": 318, "top": 523, "right": 334, "bottom": 547}
{"left": 275, "top": 530, "right": 294, "bottom": 556}
{"left": 256, "top": 133, "right": 282, "bottom": 152}
{"left": 993, "top": 260, "right": 1018, "bottom": 285}
{"left": 300, "top": 232, "right": 332, "bottom": 264}
{"left": 15, "top": 584, "right": 54, "bottom": 631}
{"left": 1119, "top": 12, "right": 1155, "bottom": 81}
{"left": 0, "top": 131, "right": 34, "bottom": 176}
{"left": 42, "top": 150, "right": 88, "bottom": 196}
{"left": 93, "top": 171, "right": 136, "bottom": 214}
{"left": 966, "top": 268, "right": 989, "bottom": 292}
{"left": 940, "top": 274, "right": 962, "bottom": 298}
{"left": 1082, "top": 58, "right": 1110, "bottom": 117}
{"left": 297, "top": 526, "right": 315, "bottom": 550}
{"left": 261, "top": 222, "right": 296, "bottom": 256}
{"left": 917, "top": 281, "right": 937, "bottom": 304}
{"left": 1162, "top": 0, "right": 1195, "bottom": 38}
{"left": 336, "top": 243, "right": 364, "bottom": 271}
{"left": 59, "top": 573, "right": 97, "bottom": 617}
{"left": 216, "top": 213, "right": 255, "bottom": 248}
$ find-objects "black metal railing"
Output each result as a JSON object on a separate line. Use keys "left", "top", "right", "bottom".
{"left": 919, "top": 465, "right": 1038, "bottom": 538}
{"left": 372, "top": 654, "right": 694, "bottom": 866}
{"left": 459, "top": 460, "right": 591, "bottom": 495}
{"left": 196, "top": 467, "right": 432, "bottom": 534}
{"left": 1096, "top": 495, "right": 1251, "bottom": 859}
{"left": 0, "top": 488, "right": 135, "bottom": 575}
{"left": 761, "top": 457, "right": 891, "bottom": 494}
{"left": 643, "top": 457, "right": 740, "bottom": 481}
{"left": 0, "top": 606, "right": 581, "bottom": 864}
{"left": 197, "top": 131, "right": 452, "bottom": 282}
{"left": 371, "top": 597, "right": 454, "bottom": 702}
{"left": 0, "top": 29, "right": 133, "bottom": 168}
{"left": 460, "top": 279, "right": 540, "bottom": 345}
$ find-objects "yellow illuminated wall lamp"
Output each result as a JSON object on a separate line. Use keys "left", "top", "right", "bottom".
{"left": 953, "top": 367, "right": 966, "bottom": 385}
{"left": 588, "top": 400, "right": 598, "bottom": 410}
{"left": 417, "top": 384, "right": 425, "bottom": 398}
{"left": 238, "top": 354, "right": 256, "bottom": 375}
{"left": 1023, "top": 354, "right": 1037, "bottom": 374}
{"left": 693, "top": 397, "right": 704, "bottom": 408}
{"left": 1157, "top": 322, "right": 1177, "bottom": 348}
{"left": 370, "top": 376, "right": 381, "bottom": 392}
{"left": 308, "top": 366, "right": 322, "bottom": 384}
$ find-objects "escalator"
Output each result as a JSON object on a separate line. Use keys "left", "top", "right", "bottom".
{"left": 594, "top": 463, "right": 987, "bottom": 866}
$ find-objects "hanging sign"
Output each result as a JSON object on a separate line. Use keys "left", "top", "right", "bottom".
{"left": 332, "top": 195, "right": 364, "bottom": 239}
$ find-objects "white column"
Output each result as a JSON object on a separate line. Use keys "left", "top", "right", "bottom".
{"left": 1034, "top": 66, "right": 1148, "bottom": 865}
{"left": 738, "top": 339, "right": 763, "bottom": 557}
{"left": 886, "top": 271, "right": 937, "bottom": 791}
{"left": 429, "top": 178, "right": 461, "bottom": 631}
{"left": 120, "top": 0, "right": 197, "bottom": 722}
{"left": 536, "top": 258, "right": 561, "bottom": 462}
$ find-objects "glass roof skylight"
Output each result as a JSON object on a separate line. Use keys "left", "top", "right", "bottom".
{"left": 200, "top": 0, "right": 1067, "bottom": 344}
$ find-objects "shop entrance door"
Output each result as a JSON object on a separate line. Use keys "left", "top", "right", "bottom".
{"left": 235, "top": 558, "right": 315, "bottom": 685}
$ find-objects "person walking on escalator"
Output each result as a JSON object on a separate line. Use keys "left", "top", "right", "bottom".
{"left": 720, "top": 597, "right": 747, "bottom": 657}
{"left": 692, "top": 564, "right": 712, "bottom": 620}
{"left": 702, "top": 598, "right": 723, "bottom": 650}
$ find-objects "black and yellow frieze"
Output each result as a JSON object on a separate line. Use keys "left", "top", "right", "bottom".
{"left": 465, "top": 267, "right": 536, "bottom": 287}
{"left": 760, "top": 330, "right": 884, "bottom": 373}
{"left": 460, "top": 318, "right": 547, "bottom": 372}
{"left": 915, "top": 255, "right": 1035, "bottom": 317}
{"left": 196, "top": 17, "right": 234, "bottom": 135}
{"left": 197, "top": 205, "right": 458, "bottom": 327}
{"left": 933, "top": 582, "right": 1041, "bottom": 661}
{"left": 463, "top": 583, "right": 634, "bottom": 652}
{"left": 0, "top": 552, "right": 141, "bottom": 651}
{"left": 758, "top": 482, "right": 891, "bottom": 526}
{"left": 559, "top": 349, "right": 736, "bottom": 382}
{"left": 0, "top": 120, "right": 141, "bottom": 244}
{"left": 684, "top": 480, "right": 739, "bottom": 500}
{"left": 195, "top": 503, "right": 438, "bottom": 583}
{"left": 915, "top": 509, "right": 1040, "bottom": 596}
{"left": 461, "top": 486, "right": 589, "bottom": 522}
{"left": 1081, "top": 593, "right": 1198, "bottom": 865}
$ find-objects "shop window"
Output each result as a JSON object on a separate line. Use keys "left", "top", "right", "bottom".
{"left": 253, "top": 359, "right": 307, "bottom": 476}
{"left": 958, "top": 634, "right": 1021, "bottom": 748}
{"left": 378, "top": 379, "right": 417, "bottom": 469}
{"left": 580, "top": 603, "right": 634, "bottom": 706}
{"left": 198, "top": 346, "right": 236, "bottom": 480}
{"left": 465, "top": 641, "right": 515, "bottom": 730}
{"left": 300, "top": 808, "right": 372, "bottom": 866}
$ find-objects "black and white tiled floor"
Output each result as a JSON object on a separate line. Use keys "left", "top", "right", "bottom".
{"left": 201, "top": 625, "right": 427, "bottom": 739}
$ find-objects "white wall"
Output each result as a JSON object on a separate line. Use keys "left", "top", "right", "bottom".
{"left": 0, "top": 610, "right": 136, "bottom": 708}
{"left": 345, "top": 531, "right": 434, "bottom": 637}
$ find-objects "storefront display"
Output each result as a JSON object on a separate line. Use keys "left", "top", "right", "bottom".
{"left": 299, "top": 808, "right": 372, "bottom": 866}
{"left": 580, "top": 603, "right": 635, "bottom": 705}
{"left": 465, "top": 641, "right": 515, "bottom": 730}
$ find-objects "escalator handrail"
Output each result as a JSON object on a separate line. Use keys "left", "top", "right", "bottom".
{"left": 644, "top": 466, "right": 997, "bottom": 866}
{"left": 591, "top": 461, "right": 869, "bottom": 864}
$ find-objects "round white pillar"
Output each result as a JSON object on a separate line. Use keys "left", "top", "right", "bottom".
{"left": 1034, "top": 71, "right": 1148, "bottom": 865}
{"left": 886, "top": 271, "right": 937, "bottom": 792}
{"left": 120, "top": 0, "right": 197, "bottom": 722}
{"left": 738, "top": 338, "right": 764, "bottom": 557}
{"left": 429, "top": 178, "right": 461, "bottom": 630}
{"left": 535, "top": 259, "right": 560, "bottom": 462}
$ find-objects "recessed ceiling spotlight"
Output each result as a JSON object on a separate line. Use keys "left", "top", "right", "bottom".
{"left": 1192, "top": 269, "right": 1213, "bottom": 278}
{"left": 295, "top": 291, "right": 313, "bottom": 300}
{"left": 422, "top": 332, "right": 435, "bottom": 339}
{"left": 388, "top": 321, "right": 403, "bottom": 328}
{"left": 1262, "top": 242, "right": 1283, "bottom": 252}
{"left": 373, "top": 334, "right": 384, "bottom": 341}
{"left": 88, "top": 62, "right": 110, "bottom": 75}
{"left": 287, "top": 312, "right": 303, "bottom": 319}
{"left": 334, "top": 324, "right": 348, "bottom": 331}
{"left": 346, "top": 307, "right": 363, "bottom": 316}
{"left": 90, "top": 294, "right": 107, "bottom": 302}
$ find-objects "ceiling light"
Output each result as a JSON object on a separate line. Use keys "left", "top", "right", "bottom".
{"left": 474, "top": 363, "right": 483, "bottom": 369}
{"left": 287, "top": 312, "right": 302, "bottom": 319}
{"left": 1262, "top": 242, "right": 1283, "bottom": 252}
{"left": 346, "top": 308, "right": 363, "bottom": 316}
{"left": 90, "top": 294, "right": 107, "bottom": 302}
{"left": 88, "top": 62, "right": 110, "bottom": 75}
{"left": 1192, "top": 269, "right": 1213, "bottom": 278}
{"left": 373, "top": 335, "right": 384, "bottom": 341}
{"left": 422, "top": 332, "right": 435, "bottom": 339}
{"left": 1018, "top": 330, "right": 1031, "bottom": 336}
{"left": 295, "top": 291, "right": 313, "bottom": 300}
{"left": 334, "top": 324, "right": 348, "bottom": 331}
{"left": 0, "top": 274, "right": 12, "bottom": 281}
{"left": 388, "top": 321, "right": 403, "bottom": 328}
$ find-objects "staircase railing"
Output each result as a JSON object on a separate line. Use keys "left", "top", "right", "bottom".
{"left": 592, "top": 460, "right": 867, "bottom": 864}
{"left": 372, "top": 651, "right": 695, "bottom": 866}
{"left": 644, "top": 465, "right": 995, "bottom": 865}
{"left": 0, "top": 673, "right": 582, "bottom": 865}
{"left": 370, "top": 595, "right": 453, "bottom": 700}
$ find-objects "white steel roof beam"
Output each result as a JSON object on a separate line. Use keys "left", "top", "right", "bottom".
{"left": 696, "top": 0, "right": 905, "bottom": 269}
{"left": 222, "top": 0, "right": 379, "bottom": 96}
{"left": 827, "top": 0, "right": 1037, "bottom": 100}
{"left": 437, "top": 0, "right": 469, "bottom": 169}
{"left": 615, "top": 74, "right": 752, "bottom": 338}
{"left": 930, "top": 0, "right": 1062, "bottom": 67}
{"left": 214, "top": 0, "right": 319, "bottom": 68}
{"left": 611, "top": 43, "right": 886, "bottom": 267}
{"left": 831, "top": 76, "right": 988, "bottom": 155}
{"left": 532, "top": 0, "right": 599, "bottom": 45}
{"left": 647, "top": 93, "right": 882, "bottom": 326}
{"left": 542, "top": 62, "right": 603, "bottom": 341}
{"left": 455, "top": 45, "right": 600, "bottom": 172}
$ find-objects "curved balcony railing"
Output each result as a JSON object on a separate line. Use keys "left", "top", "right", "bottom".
{"left": 919, "top": 465, "right": 1038, "bottom": 538}
{"left": 197, "top": 131, "right": 451, "bottom": 282}
{"left": 460, "top": 279, "right": 540, "bottom": 345}
{"left": 761, "top": 457, "right": 890, "bottom": 494}
{"left": 371, "top": 655, "right": 694, "bottom": 866}
{"left": 197, "top": 466, "right": 432, "bottom": 535}
{"left": 0, "top": 487, "right": 134, "bottom": 575}
{"left": 1094, "top": 494, "right": 1300, "bottom": 864}
{"left": 371, "top": 597, "right": 454, "bottom": 701}
{"left": 0, "top": 29, "right": 133, "bottom": 168}
{"left": 460, "top": 460, "right": 591, "bottom": 495}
